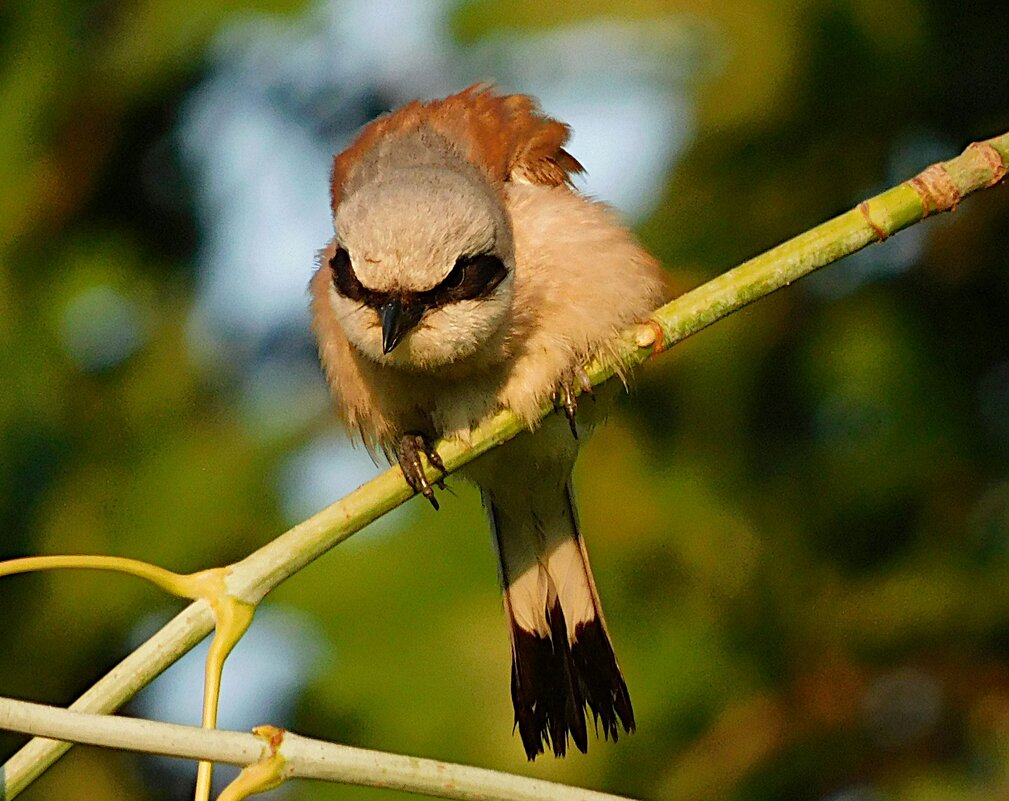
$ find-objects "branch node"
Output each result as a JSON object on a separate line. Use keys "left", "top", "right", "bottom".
{"left": 253, "top": 724, "right": 287, "bottom": 754}
{"left": 968, "top": 140, "right": 1008, "bottom": 187}
{"left": 858, "top": 200, "right": 889, "bottom": 240}
{"left": 905, "top": 164, "right": 961, "bottom": 217}
{"left": 216, "top": 726, "right": 288, "bottom": 801}
{"left": 636, "top": 320, "right": 667, "bottom": 357}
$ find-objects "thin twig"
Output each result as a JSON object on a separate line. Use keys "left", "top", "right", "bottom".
{"left": 0, "top": 697, "right": 632, "bottom": 801}
{"left": 1, "top": 131, "right": 1006, "bottom": 799}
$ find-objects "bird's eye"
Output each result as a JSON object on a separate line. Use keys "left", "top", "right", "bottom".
{"left": 441, "top": 259, "right": 468, "bottom": 290}
{"left": 330, "top": 247, "right": 367, "bottom": 302}
{"left": 431, "top": 254, "right": 507, "bottom": 304}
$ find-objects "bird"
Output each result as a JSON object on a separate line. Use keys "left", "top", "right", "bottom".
{"left": 310, "top": 85, "right": 666, "bottom": 760}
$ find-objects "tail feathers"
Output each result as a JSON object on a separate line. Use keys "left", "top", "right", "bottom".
{"left": 489, "top": 487, "right": 634, "bottom": 760}
{"left": 510, "top": 596, "right": 588, "bottom": 758}
{"left": 509, "top": 601, "right": 634, "bottom": 759}
{"left": 571, "top": 619, "right": 635, "bottom": 741}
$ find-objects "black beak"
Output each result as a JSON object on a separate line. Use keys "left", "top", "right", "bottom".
{"left": 380, "top": 297, "right": 424, "bottom": 354}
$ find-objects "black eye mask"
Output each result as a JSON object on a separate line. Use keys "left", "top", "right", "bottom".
{"left": 329, "top": 248, "right": 507, "bottom": 311}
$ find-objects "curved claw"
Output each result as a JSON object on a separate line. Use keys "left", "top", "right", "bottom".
{"left": 553, "top": 366, "right": 593, "bottom": 440}
{"left": 559, "top": 381, "right": 579, "bottom": 439}
{"left": 397, "top": 432, "right": 446, "bottom": 510}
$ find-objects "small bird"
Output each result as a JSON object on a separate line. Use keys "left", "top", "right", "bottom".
{"left": 311, "top": 86, "right": 665, "bottom": 759}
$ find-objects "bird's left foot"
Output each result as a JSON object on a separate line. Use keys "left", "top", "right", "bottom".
{"left": 553, "top": 366, "right": 594, "bottom": 440}
{"left": 397, "top": 432, "right": 447, "bottom": 510}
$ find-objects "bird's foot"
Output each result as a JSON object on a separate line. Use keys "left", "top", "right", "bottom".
{"left": 553, "top": 366, "right": 594, "bottom": 440}
{"left": 397, "top": 432, "right": 447, "bottom": 510}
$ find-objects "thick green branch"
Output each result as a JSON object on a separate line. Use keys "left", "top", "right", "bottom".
{"left": 1, "top": 131, "right": 1006, "bottom": 799}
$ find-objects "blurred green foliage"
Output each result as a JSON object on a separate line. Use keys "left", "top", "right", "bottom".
{"left": 3, "top": 1, "right": 1009, "bottom": 800}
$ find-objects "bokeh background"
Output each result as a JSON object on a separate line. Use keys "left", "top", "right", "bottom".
{"left": 3, "top": 1, "right": 1009, "bottom": 800}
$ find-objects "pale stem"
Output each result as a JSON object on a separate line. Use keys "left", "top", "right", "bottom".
{"left": 0, "top": 697, "right": 633, "bottom": 801}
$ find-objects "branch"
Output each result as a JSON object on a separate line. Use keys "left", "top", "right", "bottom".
{"left": 0, "top": 697, "right": 631, "bottom": 801}
{"left": 2, "top": 132, "right": 1006, "bottom": 798}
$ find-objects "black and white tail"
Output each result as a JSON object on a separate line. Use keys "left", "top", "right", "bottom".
{"left": 486, "top": 482, "right": 634, "bottom": 759}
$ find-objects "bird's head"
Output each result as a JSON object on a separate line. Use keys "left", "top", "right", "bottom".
{"left": 326, "top": 164, "right": 514, "bottom": 370}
